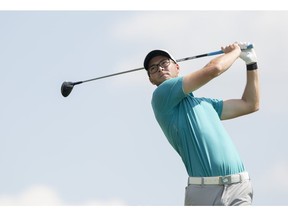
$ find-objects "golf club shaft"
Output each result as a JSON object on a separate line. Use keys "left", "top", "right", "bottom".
{"left": 74, "top": 67, "right": 144, "bottom": 85}
{"left": 72, "top": 44, "right": 254, "bottom": 85}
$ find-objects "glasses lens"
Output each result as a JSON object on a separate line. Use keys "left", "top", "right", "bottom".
{"left": 161, "top": 59, "right": 170, "bottom": 67}
{"left": 149, "top": 66, "right": 157, "bottom": 74}
{"left": 149, "top": 59, "right": 170, "bottom": 74}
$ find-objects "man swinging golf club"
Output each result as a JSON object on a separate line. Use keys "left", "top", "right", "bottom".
{"left": 144, "top": 42, "right": 259, "bottom": 206}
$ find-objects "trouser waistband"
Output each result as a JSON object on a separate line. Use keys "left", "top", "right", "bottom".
{"left": 188, "top": 172, "right": 250, "bottom": 185}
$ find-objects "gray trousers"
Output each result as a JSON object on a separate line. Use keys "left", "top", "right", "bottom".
{"left": 184, "top": 179, "right": 253, "bottom": 206}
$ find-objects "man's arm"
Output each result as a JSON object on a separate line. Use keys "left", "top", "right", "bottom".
{"left": 182, "top": 43, "right": 241, "bottom": 94}
{"left": 221, "top": 43, "right": 260, "bottom": 120}
{"left": 221, "top": 69, "right": 260, "bottom": 120}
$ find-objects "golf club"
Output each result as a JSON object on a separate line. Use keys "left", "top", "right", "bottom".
{"left": 61, "top": 44, "right": 254, "bottom": 97}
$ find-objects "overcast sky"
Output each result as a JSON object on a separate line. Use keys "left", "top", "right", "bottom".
{"left": 1, "top": 9, "right": 288, "bottom": 207}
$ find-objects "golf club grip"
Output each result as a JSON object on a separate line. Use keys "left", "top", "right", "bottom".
{"left": 176, "top": 44, "right": 254, "bottom": 62}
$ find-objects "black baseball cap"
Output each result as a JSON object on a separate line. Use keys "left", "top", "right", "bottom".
{"left": 143, "top": 49, "right": 176, "bottom": 71}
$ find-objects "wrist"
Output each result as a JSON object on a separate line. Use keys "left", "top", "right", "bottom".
{"left": 246, "top": 62, "right": 258, "bottom": 71}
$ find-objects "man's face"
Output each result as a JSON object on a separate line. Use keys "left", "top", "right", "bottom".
{"left": 148, "top": 55, "right": 180, "bottom": 86}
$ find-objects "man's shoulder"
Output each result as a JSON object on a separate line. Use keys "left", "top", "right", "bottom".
{"left": 153, "top": 77, "right": 182, "bottom": 94}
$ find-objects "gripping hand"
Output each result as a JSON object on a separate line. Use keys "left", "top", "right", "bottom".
{"left": 238, "top": 42, "right": 257, "bottom": 65}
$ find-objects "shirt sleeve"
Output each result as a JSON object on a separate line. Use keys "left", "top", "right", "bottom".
{"left": 201, "top": 97, "right": 223, "bottom": 118}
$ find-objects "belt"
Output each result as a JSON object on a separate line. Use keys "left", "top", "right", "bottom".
{"left": 188, "top": 172, "right": 250, "bottom": 185}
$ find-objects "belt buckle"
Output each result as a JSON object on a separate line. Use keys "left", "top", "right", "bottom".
{"left": 220, "top": 175, "right": 232, "bottom": 185}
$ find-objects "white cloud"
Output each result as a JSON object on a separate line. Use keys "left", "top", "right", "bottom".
{"left": 0, "top": 185, "right": 127, "bottom": 206}
{"left": 0, "top": 185, "right": 62, "bottom": 206}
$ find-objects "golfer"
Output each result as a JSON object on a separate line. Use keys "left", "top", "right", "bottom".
{"left": 144, "top": 42, "right": 259, "bottom": 206}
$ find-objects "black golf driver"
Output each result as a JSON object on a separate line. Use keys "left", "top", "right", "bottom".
{"left": 61, "top": 44, "right": 253, "bottom": 97}
{"left": 61, "top": 67, "right": 143, "bottom": 97}
{"left": 61, "top": 81, "right": 81, "bottom": 97}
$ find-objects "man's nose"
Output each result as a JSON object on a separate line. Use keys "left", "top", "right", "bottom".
{"left": 156, "top": 65, "right": 164, "bottom": 72}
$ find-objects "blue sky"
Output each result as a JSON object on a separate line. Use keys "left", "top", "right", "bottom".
{"left": 0, "top": 9, "right": 288, "bottom": 206}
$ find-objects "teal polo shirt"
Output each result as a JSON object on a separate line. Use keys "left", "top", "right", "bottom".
{"left": 151, "top": 76, "right": 245, "bottom": 177}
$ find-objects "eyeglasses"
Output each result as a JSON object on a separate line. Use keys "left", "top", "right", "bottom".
{"left": 148, "top": 59, "right": 172, "bottom": 75}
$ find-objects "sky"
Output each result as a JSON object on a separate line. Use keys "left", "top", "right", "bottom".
{"left": 0, "top": 7, "right": 288, "bottom": 208}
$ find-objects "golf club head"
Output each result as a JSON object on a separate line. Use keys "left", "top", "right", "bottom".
{"left": 61, "top": 82, "right": 74, "bottom": 97}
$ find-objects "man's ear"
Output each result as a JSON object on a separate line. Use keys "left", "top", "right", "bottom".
{"left": 176, "top": 63, "right": 180, "bottom": 75}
